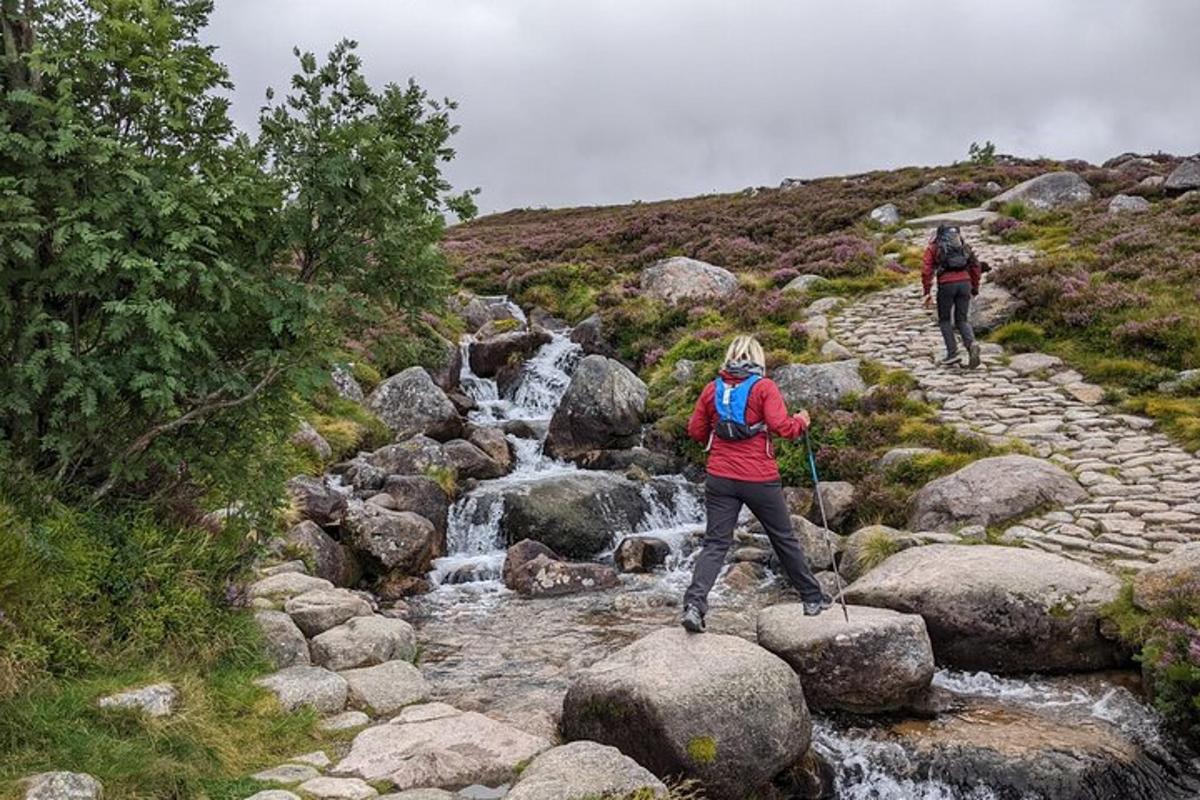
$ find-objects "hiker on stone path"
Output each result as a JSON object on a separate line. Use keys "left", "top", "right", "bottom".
{"left": 679, "top": 335, "right": 832, "bottom": 633}
{"left": 922, "top": 224, "right": 983, "bottom": 368}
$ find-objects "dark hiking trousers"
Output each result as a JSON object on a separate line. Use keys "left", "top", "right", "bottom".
{"left": 936, "top": 280, "right": 976, "bottom": 358}
{"left": 684, "top": 475, "right": 824, "bottom": 615}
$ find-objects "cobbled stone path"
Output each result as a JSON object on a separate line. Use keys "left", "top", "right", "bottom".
{"left": 832, "top": 227, "right": 1200, "bottom": 570}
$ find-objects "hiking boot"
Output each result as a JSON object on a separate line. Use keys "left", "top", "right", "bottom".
{"left": 681, "top": 604, "right": 706, "bottom": 633}
{"left": 803, "top": 595, "right": 834, "bottom": 616}
{"left": 939, "top": 353, "right": 961, "bottom": 367}
{"left": 968, "top": 342, "right": 982, "bottom": 369}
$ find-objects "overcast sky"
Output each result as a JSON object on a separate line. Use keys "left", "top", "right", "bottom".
{"left": 206, "top": 1, "right": 1200, "bottom": 214}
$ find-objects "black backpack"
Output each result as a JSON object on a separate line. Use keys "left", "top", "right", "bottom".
{"left": 934, "top": 226, "right": 971, "bottom": 275}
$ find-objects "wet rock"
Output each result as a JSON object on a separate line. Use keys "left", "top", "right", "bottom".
{"left": 1108, "top": 193, "right": 1151, "bottom": 214}
{"left": 806, "top": 480, "right": 856, "bottom": 531}
{"left": 367, "top": 367, "right": 463, "bottom": 442}
{"left": 331, "top": 702, "right": 551, "bottom": 789}
{"left": 544, "top": 355, "right": 646, "bottom": 460}
{"left": 425, "top": 334, "right": 462, "bottom": 393}
{"left": 285, "top": 588, "right": 373, "bottom": 638}
{"left": 869, "top": 203, "right": 901, "bottom": 226}
{"left": 773, "top": 360, "right": 865, "bottom": 410}
{"left": 561, "top": 628, "right": 810, "bottom": 800}
{"left": 968, "top": 283, "right": 1024, "bottom": 335}
{"left": 844, "top": 544, "right": 1125, "bottom": 672}
{"left": 342, "top": 502, "right": 442, "bottom": 579}
{"left": 614, "top": 536, "right": 672, "bottom": 573}
{"left": 310, "top": 616, "right": 417, "bottom": 672}
{"left": 757, "top": 604, "right": 934, "bottom": 713}
{"left": 722, "top": 561, "right": 765, "bottom": 591}
{"left": 377, "top": 476, "right": 450, "bottom": 535}
{"left": 776, "top": 747, "right": 836, "bottom": 800}
{"left": 839, "top": 524, "right": 920, "bottom": 583}
{"left": 371, "top": 437, "right": 501, "bottom": 482}
{"left": 572, "top": 447, "right": 682, "bottom": 475}
{"left": 255, "top": 666, "right": 348, "bottom": 713}
{"left": 254, "top": 610, "right": 311, "bottom": 668}
{"left": 23, "top": 772, "right": 103, "bottom": 800}
{"left": 984, "top": 171, "right": 1094, "bottom": 210}
{"left": 442, "top": 439, "right": 507, "bottom": 480}
{"left": 375, "top": 574, "right": 431, "bottom": 600}
{"left": 1164, "top": 158, "right": 1200, "bottom": 192}
{"left": 291, "top": 420, "right": 333, "bottom": 461}
{"left": 640, "top": 256, "right": 738, "bottom": 305}
{"left": 1133, "top": 541, "right": 1200, "bottom": 612}
{"left": 97, "top": 683, "right": 178, "bottom": 718}
{"left": 249, "top": 572, "right": 334, "bottom": 603}
{"left": 286, "top": 475, "right": 348, "bottom": 527}
{"left": 502, "top": 540, "right": 620, "bottom": 598}
{"left": 275, "top": 521, "right": 360, "bottom": 587}
{"left": 569, "top": 314, "right": 619, "bottom": 359}
{"left": 494, "top": 471, "right": 668, "bottom": 558}
{"left": 469, "top": 330, "right": 552, "bottom": 378}
{"left": 506, "top": 741, "right": 667, "bottom": 800}
{"left": 466, "top": 426, "right": 513, "bottom": 473}
{"left": 910, "top": 455, "right": 1086, "bottom": 531}
{"left": 340, "top": 660, "right": 430, "bottom": 715}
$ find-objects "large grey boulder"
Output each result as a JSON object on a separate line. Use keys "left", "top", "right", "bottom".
{"left": 1108, "top": 194, "right": 1151, "bottom": 214}
{"left": 844, "top": 544, "right": 1125, "bottom": 672}
{"left": 254, "top": 610, "right": 311, "bottom": 668}
{"left": 569, "top": 313, "right": 619, "bottom": 359}
{"left": 97, "top": 683, "right": 178, "bottom": 717}
{"left": 486, "top": 472, "right": 685, "bottom": 558}
{"left": 468, "top": 330, "right": 551, "bottom": 378}
{"left": 23, "top": 772, "right": 103, "bottom": 800}
{"left": 640, "top": 257, "right": 738, "bottom": 305}
{"left": 284, "top": 588, "right": 373, "bottom": 638}
{"left": 332, "top": 702, "right": 552, "bottom": 789}
{"left": 367, "top": 367, "right": 463, "bottom": 442}
{"left": 506, "top": 741, "right": 667, "bottom": 800}
{"left": 276, "top": 521, "right": 360, "bottom": 587}
{"left": 909, "top": 455, "right": 1086, "bottom": 531}
{"left": 310, "top": 616, "right": 417, "bottom": 672}
{"left": 340, "top": 660, "right": 430, "bottom": 715}
{"left": 286, "top": 475, "right": 348, "bottom": 527}
{"left": 1133, "top": 541, "right": 1200, "bottom": 612}
{"left": 255, "top": 666, "right": 349, "bottom": 713}
{"left": 249, "top": 572, "right": 334, "bottom": 603}
{"left": 560, "top": 628, "right": 811, "bottom": 800}
{"left": 342, "top": 501, "right": 442, "bottom": 578}
{"left": 757, "top": 604, "right": 934, "bottom": 713}
{"left": 805, "top": 480, "right": 856, "bottom": 532}
{"left": 869, "top": 203, "right": 901, "bottom": 226}
{"left": 968, "top": 284, "right": 1025, "bottom": 335}
{"left": 985, "top": 171, "right": 1094, "bottom": 210}
{"left": 1164, "top": 159, "right": 1200, "bottom": 192}
{"left": 544, "top": 355, "right": 646, "bottom": 460}
{"left": 773, "top": 360, "right": 865, "bottom": 410}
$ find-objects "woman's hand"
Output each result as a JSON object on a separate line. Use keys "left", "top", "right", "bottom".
{"left": 793, "top": 409, "right": 810, "bottom": 429}
{"left": 923, "top": 294, "right": 933, "bottom": 309}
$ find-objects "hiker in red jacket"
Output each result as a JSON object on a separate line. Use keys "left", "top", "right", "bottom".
{"left": 680, "top": 335, "right": 831, "bottom": 633}
{"left": 922, "top": 224, "right": 983, "bottom": 368}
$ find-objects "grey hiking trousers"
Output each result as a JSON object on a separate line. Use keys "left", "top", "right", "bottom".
{"left": 937, "top": 280, "right": 976, "bottom": 358}
{"left": 683, "top": 475, "right": 824, "bottom": 615}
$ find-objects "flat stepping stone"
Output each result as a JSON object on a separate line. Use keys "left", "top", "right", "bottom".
{"left": 255, "top": 666, "right": 348, "bottom": 714}
{"left": 757, "top": 603, "right": 933, "bottom": 713}
{"left": 340, "top": 660, "right": 430, "bottom": 715}
{"left": 298, "top": 777, "right": 378, "bottom": 799}
{"left": 251, "top": 764, "right": 320, "bottom": 785}
{"left": 319, "top": 710, "right": 370, "bottom": 732}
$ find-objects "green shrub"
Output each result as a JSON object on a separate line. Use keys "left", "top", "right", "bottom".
{"left": 991, "top": 321, "right": 1046, "bottom": 353}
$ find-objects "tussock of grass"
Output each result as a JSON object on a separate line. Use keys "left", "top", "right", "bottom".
{"left": 857, "top": 529, "right": 901, "bottom": 573}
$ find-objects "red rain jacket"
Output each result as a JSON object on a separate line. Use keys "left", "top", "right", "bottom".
{"left": 687, "top": 371, "right": 808, "bottom": 483}
{"left": 921, "top": 243, "right": 982, "bottom": 297}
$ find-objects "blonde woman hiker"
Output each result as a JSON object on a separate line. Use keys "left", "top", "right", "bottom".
{"left": 680, "top": 335, "right": 832, "bottom": 633}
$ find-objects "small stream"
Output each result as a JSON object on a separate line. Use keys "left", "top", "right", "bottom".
{"left": 409, "top": 298, "right": 1200, "bottom": 799}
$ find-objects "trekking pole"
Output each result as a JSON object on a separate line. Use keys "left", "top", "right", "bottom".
{"left": 804, "top": 430, "right": 850, "bottom": 622}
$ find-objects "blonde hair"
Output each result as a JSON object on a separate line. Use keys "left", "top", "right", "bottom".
{"left": 724, "top": 335, "right": 765, "bottom": 367}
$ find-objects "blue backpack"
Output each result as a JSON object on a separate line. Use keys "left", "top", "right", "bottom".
{"left": 713, "top": 375, "right": 766, "bottom": 440}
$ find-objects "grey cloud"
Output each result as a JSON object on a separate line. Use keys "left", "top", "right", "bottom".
{"left": 205, "top": 0, "right": 1200, "bottom": 213}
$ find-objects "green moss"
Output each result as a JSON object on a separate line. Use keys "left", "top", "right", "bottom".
{"left": 686, "top": 735, "right": 718, "bottom": 765}
{"left": 423, "top": 466, "right": 457, "bottom": 498}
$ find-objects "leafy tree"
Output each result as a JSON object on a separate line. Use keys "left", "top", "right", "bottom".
{"left": 258, "top": 38, "right": 477, "bottom": 325}
{"left": 0, "top": 2, "right": 471, "bottom": 501}
{"left": 968, "top": 140, "right": 997, "bottom": 166}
